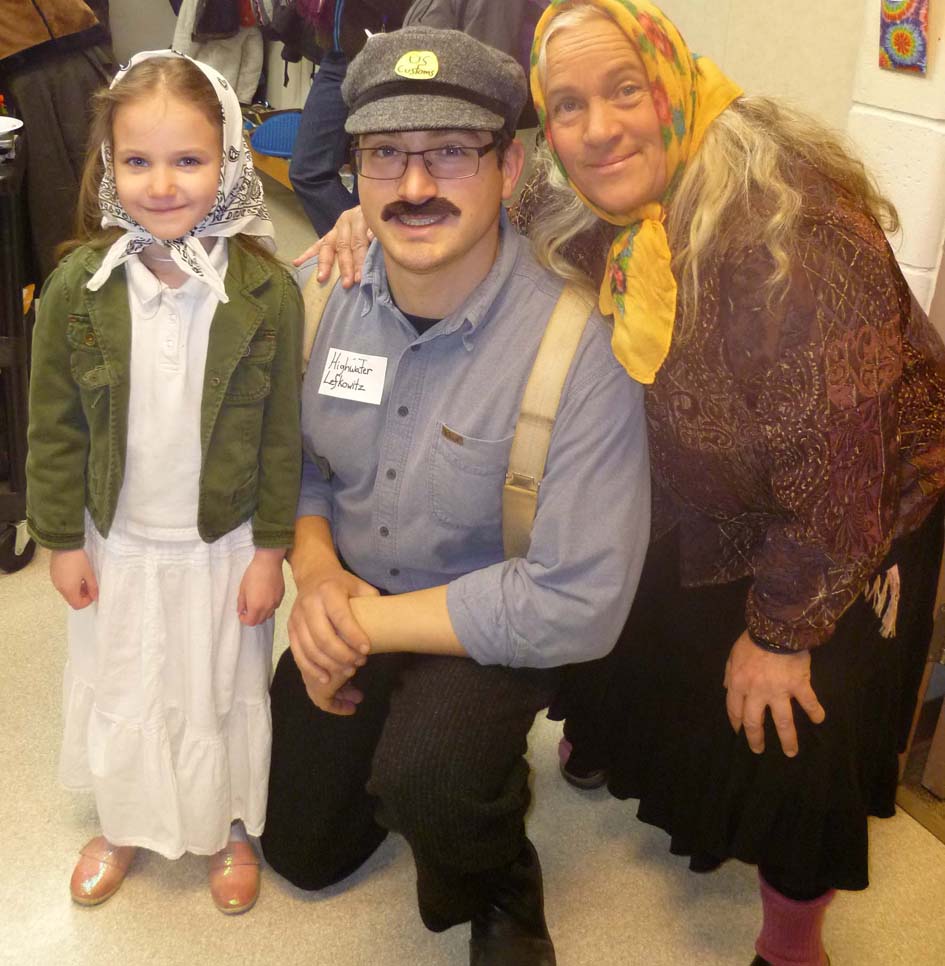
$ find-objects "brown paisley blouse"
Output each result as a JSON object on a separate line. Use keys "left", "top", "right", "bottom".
{"left": 513, "top": 171, "right": 945, "bottom": 650}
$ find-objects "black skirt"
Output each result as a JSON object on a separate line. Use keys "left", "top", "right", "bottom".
{"left": 548, "top": 501, "right": 943, "bottom": 895}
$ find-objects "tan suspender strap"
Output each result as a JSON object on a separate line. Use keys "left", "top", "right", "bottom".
{"left": 502, "top": 283, "right": 596, "bottom": 559}
{"left": 301, "top": 261, "right": 342, "bottom": 373}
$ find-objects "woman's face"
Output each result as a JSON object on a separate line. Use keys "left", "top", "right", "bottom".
{"left": 544, "top": 16, "right": 668, "bottom": 213}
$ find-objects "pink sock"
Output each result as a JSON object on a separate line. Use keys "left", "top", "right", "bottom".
{"left": 755, "top": 872, "right": 834, "bottom": 966}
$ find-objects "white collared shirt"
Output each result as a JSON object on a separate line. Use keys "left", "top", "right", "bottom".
{"left": 113, "top": 238, "right": 229, "bottom": 539}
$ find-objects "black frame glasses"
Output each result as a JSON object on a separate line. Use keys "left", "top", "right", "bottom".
{"left": 351, "top": 139, "right": 499, "bottom": 180}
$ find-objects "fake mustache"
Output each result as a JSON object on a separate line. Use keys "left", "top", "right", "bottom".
{"left": 381, "top": 198, "right": 462, "bottom": 221}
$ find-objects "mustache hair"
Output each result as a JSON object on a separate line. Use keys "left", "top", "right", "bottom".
{"left": 381, "top": 198, "right": 461, "bottom": 221}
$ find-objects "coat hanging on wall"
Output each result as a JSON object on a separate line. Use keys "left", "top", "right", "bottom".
{"left": 880, "top": 0, "right": 930, "bottom": 74}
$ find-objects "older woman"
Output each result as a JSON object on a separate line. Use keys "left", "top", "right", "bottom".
{"left": 521, "top": 2, "right": 945, "bottom": 965}
{"left": 300, "top": 6, "right": 945, "bottom": 962}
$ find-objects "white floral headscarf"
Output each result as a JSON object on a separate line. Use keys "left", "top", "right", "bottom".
{"left": 86, "top": 49, "right": 274, "bottom": 302}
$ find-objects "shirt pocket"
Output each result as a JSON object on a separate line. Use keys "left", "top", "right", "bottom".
{"left": 225, "top": 328, "right": 277, "bottom": 403}
{"left": 430, "top": 423, "right": 513, "bottom": 530}
{"left": 67, "top": 317, "right": 113, "bottom": 409}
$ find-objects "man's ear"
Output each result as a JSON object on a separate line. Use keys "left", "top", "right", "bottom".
{"left": 500, "top": 138, "right": 527, "bottom": 201}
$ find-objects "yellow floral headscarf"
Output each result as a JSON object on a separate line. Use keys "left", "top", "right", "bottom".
{"left": 531, "top": 0, "right": 742, "bottom": 384}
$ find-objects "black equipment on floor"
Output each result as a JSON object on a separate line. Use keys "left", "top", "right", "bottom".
{"left": 0, "top": 140, "right": 37, "bottom": 572}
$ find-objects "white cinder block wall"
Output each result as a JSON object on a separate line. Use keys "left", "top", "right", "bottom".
{"left": 662, "top": 0, "right": 864, "bottom": 131}
{"left": 846, "top": 0, "right": 945, "bottom": 327}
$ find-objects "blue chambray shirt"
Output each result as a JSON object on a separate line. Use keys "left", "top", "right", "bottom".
{"left": 299, "top": 215, "right": 650, "bottom": 667}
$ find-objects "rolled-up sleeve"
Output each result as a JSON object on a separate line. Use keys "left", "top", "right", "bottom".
{"left": 447, "top": 362, "right": 650, "bottom": 667}
{"left": 298, "top": 447, "right": 335, "bottom": 523}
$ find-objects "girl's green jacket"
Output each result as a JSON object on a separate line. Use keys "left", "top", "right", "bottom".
{"left": 26, "top": 239, "right": 304, "bottom": 550}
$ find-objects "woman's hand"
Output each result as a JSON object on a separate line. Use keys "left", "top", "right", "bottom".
{"left": 292, "top": 205, "right": 372, "bottom": 287}
{"left": 50, "top": 549, "right": 98, "bottom": 609}
{"left": 237, "top": 548, "right": 286, "bottom": 626}
{"left": 723, "top": 630, "right": 826, "bottom": 757}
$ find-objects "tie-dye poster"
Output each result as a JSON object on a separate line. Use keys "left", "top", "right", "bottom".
{"left": 880, "top": 0, "right": 930, "bottom": 74}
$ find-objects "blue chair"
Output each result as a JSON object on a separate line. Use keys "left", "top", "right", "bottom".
{"left": 249, "top": 110, "right": 302, "bottom": 159}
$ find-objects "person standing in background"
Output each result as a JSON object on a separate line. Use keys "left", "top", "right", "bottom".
{"left": 289, "top": 1, "right": 412, "bottom": 237}
{"left": 0, "top": 0, "right": 114, "bottom": 283}
{"left": 404, "top": 0, "right": 548, "bottom": 127}
{"left": 404, "top": 0, "right": 531, "bottom": 51}
{"left": 172, "top": 0, "right": 265, "bottom": 103}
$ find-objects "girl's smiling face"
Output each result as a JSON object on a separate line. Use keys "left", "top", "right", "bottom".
{"left": 112, "top": 92, "right": 222, "bottom": 240}
{"left": 544, "top": 16, "right": 668, "bottom": 214}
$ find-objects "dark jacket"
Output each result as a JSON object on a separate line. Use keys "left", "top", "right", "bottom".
{"left": 403, "top": 0, "right": 544, "bottom": 126}
{"left": 404, "top": 0, "right": 529, "bottom": 59}
{"left": 27, "top": 239, "right": 304, "bottom": 549}
{"left": 0, "top": 0, "right": 106, "bottom": 61}
{"left": 288, "top": 0, "right": 411, "bottom": 62}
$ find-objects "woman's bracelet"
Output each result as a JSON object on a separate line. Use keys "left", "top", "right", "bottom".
{"left": 749, "top": 633, "right": 794, "bottom": 654}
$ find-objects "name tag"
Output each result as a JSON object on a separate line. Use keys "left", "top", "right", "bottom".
{"left": 317, "top": 347, "right": 388, "bottom": 405}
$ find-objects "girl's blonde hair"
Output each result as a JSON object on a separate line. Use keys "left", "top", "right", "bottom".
{"left": 528, "top": 3, "right": 900, "bottom": 335}
{"left": 60, "top": 56, "right": 224, "bottom": 259}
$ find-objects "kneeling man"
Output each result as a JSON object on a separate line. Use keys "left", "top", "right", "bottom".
{"left": 262, "top": 25, "right": 649, "bottom": 966}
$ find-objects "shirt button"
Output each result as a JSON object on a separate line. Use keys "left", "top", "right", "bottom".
{"left": 397, "top": 406, "right": 409, "bottom": 417}
{"left": 210, "top": 376, "right": 221, "bottom": 387}
{"left": 389, "top": 568, "right": 400, "bottom": 577}
{"left": 411, "top": 345, "right": 420, "bottom": 352}
{"left": 386, "top": 468, "right": 396, "bottom": 480}
{"left": 379, "top": 526, "right": 390, "bottom": 537}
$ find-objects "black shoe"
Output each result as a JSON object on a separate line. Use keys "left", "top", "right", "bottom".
{"left": 469, "top": 840, "right": 556, "bottom": 966}
{"left": 560, "top": 758, "right": 607, "bottom": 790}
{"left": 557, "top": 737, "right": 607, "bottom": 790}
{"left": 688, "top": 851, "right": 725, "bottom": 874}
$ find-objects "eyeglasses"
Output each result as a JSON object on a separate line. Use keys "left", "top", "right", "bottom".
{"left": 351, "top": 139, "right": 499, "bottom": 180}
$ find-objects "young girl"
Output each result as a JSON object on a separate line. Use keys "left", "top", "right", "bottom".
{"left": 26, "top": 49, "right": 303, "bottom": 914}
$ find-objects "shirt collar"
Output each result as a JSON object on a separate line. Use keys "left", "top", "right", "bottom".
{"left": 126, "top": 237, "right": 229, "bottom": 311}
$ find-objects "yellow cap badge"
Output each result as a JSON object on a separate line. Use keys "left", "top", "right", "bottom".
{"left": 394, "top": 51, "right": 439, "bottom": 80}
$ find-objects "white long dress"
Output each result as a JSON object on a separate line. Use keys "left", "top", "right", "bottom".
{"left": 59, "top": 241, "right": 273, "bottom": 858}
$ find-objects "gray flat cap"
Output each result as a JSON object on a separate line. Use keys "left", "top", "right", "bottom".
{"left": 343, "top": 26, "right": 527, "bottom": 135}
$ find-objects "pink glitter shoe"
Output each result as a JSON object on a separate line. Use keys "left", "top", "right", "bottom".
{"left": 208, "top": 839, "right": 260, "bottom": 915}
{"left": 70, "top": 836, "right": 137, "bottom": 906}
